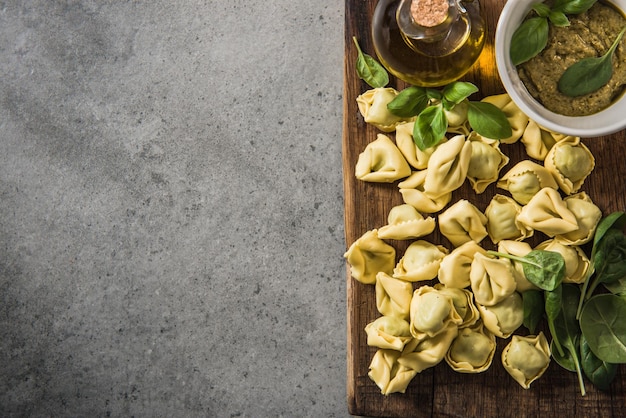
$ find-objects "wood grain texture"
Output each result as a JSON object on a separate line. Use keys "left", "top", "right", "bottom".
{"left": 342, "top": 0, "right": 626, "bottom": 417}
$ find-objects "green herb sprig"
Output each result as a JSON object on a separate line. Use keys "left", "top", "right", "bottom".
{"left": 387, "top": 82, "right": 512, "bottom": 150}
{"left": 353, "top": 37, "right": 389, "bottom": 88}
{"left": 510, "top": 0, "right": 597, "bottom": 66}
{"left": 558, "top": 25, "right": 626, "bottom": 97}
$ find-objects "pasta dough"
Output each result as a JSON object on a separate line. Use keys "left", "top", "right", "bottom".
{"left": 393, "top": 240, "right": 448, "bottom": 282}
{"left": 376, "top": 272, "right": 413, "bottom": 320}
{"left": 344, "top": 229, "right": 396, "bottom": 285}
{"left": 438, "top": 240, "right": 488, "bottom": 289}
{"left": 356, "top": 87, "right": 404, "bottom": 132}
{"left": 517, "top": 187, "right": 578, "bottom": 237}
{"left": 497, "top": 240, "right": 537, "bottom": 292}
{"left": 397, "top": 325, "right": 459, "bottom": 373}
{"left": 497, "top": 160, "right": 559, "bottom": 205}
{"left": 477, "top": 292, "right": 524, "bottom": 338}
{"left": 398, "top": 170, "right": 452, "bottom": 213}
{"left": 424, "top": 134, "right": 472, "bottom": 199}
{"left": 521, "top": 120, "right": 566, "bottom": 161}
{"left": 409, "top": 286, "right": 462, "bottom": 339}
{"left": 365, "top": 316, "right": 413, "bottom": 351}
{"left": 445, "top": 321, "right": 496, "bottom": 373}
{"left": 439, "top": 199, "right": 488, "bottom": 247}
{"left": 355, "top": 134, "right": 412, "bottom": 183}
{"left": 544, "top": 136, "right": 595, "bottom": 194}
{"left": 502, "top": 333, "right": 551, "bottom": 389}
{"left": 395, "top": 121, "right": 446, "bottom": 170}
{"left": 466, "top": 132, "right": 510, "bottom": 193}
{"left": 444, "top": 100, "right": 471, "bottom": 136}
{"left": 470, "top": 253, "right": 517, "bottom": 306}
{"left": 368, "top": 349, "right": 417, "bottom": 395}
{"left": 485, "top": 194, "right": 533, "bottom": 243}
{"left": 434, "top": 284, "right": 480, "bottom": 329}
{"left": 557, "top": 192, "right": 602, "bottom": 245}
{"left": 377, "top": 204, "right": 436, "bottom": 241}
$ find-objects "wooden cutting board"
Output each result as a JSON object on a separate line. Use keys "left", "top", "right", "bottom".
{"left": 342, "top": 0, "right": 626, "bottom": 416}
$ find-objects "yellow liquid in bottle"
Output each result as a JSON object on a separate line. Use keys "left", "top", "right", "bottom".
{"left": 372, "top": 0, "right": 486, "bottom": 87}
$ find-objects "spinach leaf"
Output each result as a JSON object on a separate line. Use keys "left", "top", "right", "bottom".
{"left": 387, "top": 86, "right": 429, "bottom": 118}
{"left": 584, "top": 228, "right": 626, "bottom": 299}
{"left": 487, "top": 250, "right": 565, "bottom": 291}
{"left": 552, "top": 339, "right": 578, "bottom": 372}
{"left": 545, "top": 286, "right": 565, "bottom": 357}
{"left": 523, "top": 290, "right": 544, "bottom": 333}
{"left": 352, "top": 37, "right": 389, "bottom": 88}
{"left": 580, "top": 294, "right": 626, "bottom": 363}
{"left": 577, "top": 211, "right": 626, "bottom": 318}
{"left": 510, "top": 16, "right": 549, "bottom": 65}
{"left": 413, "top": 104, "right": 447, "bottom": 151}
{"left": 558, "top": 26, "right": 626, "bottom": 97}
{"left": 466, "top": 101, "right": 512, "bottom": 140}
{"left": 551, "top": 284, "right": 586, "bottom": 395}
{"left": 580, "top": 332, "right": 617, "bottom": 391}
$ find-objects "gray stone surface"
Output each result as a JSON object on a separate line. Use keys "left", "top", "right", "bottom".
{"left": 0, "top": 1, "right": 347, "bottom": 416}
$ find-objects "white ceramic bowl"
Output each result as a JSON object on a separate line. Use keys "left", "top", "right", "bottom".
{"left": 495, "top": 0, "right": 626, "bottom": 137}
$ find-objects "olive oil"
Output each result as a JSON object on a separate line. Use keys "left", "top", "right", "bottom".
{"left": 372, "top": 0, "right": 486, "bottom": 87}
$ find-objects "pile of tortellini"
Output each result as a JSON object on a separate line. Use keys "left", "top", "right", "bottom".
{"left": 344, "top": 87, "right": 602, "bottom": 395}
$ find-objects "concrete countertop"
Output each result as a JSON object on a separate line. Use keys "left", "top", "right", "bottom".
{"left": 0, "top": 1, "right": 347, "bottom": 416}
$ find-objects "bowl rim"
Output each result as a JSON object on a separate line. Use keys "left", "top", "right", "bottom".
{"left": 495, "top": 0, "right": 626, "bottom": 138}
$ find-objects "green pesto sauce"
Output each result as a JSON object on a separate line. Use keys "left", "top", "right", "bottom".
{"left": 518, "top": 1, "right": 626, "bottom": 116}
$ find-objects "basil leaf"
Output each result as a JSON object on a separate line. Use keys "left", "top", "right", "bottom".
{"left": 532, "top": 2, "right": 551, "bottom": 17}
{"left": 522, "top": 290, "right": 544, "bottom": 333}
{"left": 426, "top": 88, "right": 443, "bottom": 101}
{"left": 352, "top": 36, "right": 389, "bottom": 88}
{"left": 549, "top": 11, "right": 570, "bottom": 26}
{"left": 554, "top": 0, "right": 597, "bottom": 14}
{"left": 442, "top": 82, "right": 478, "bottom": 108}
{"left": 413, "top": 104, "right": 447, "bottom": 150}
{"left": 580, "top": 294, "right": 626, "bottom": 363}
{"left": 466, "top": 101, "right": 513, "bottom": 139}
{"left": 387, "top": 86, "right": 429, "bottom": 118}
{"left": 580, "top": 332, "right": 618, "bottom": 391}
{"left": 558, "top": 26, "right": 626, "bottom": 97}
{"left": 510, "top": 16, "right": 549, "bottom": 65}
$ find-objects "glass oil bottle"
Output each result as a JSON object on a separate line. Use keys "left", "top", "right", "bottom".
{"left": 372, "top": 0, "right": 486, "bottom": 87}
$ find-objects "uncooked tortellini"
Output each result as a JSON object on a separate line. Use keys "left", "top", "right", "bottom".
{"left": 544, "top": 136, "right": 594, "bottom": 195}
{"left": 355, "top": 134, "right": 411, "bottom": 183}
{"left": 396, "top": 121, "right": 445, "bottom": 170}
{"left": 409, "top": 286, "right": 462, "bottom": 339}
{"left": 424, "top": 134, "right": 472, "bottom": 199}
{"left": 344, "top": 229, "right": 395, "bottom": 285}
{"left": 398, "top": 170, "right": 452, "bottom": 213}
{"left": 470, "top": 253, "right": 517, "bottom": 306}
{"left": 376, "top": 272, "right": 413, "bottom": 320}
{"left": 393, "top": 240, "right": 448, "bottom": 282}
{"left": 445, "top": 321, "right": 496, "bottom": 373}
{"left": 444, "top": 100, "right": 471, "bottom": 135}
{"left": 502, "top": 333, "right": 551, "bottom": 389}
{"left": 356, "top": 87, "right": 404, "bottom": 132}
{"left": 438, "top": 241, "right": 487, "bottom": 289}
{"left": 521, "top": 120, "right": 566, "bottom": 161}
{"left": 439, "top": 199, "right": 488, "bottom": 247}
{"left": 477, "top": 292, "right": 524, "bottom": 338}
{"left": 517, "top": 187, "right": 578, "bottom": 237}
{"left": 377, "top": 204, "right": 436, "bottom": 241}
{"left": 556, "top": 192, "right": 602, "bottom": 246}
{"left": 480, "top": 93, "right": 529, "bottom": 143}
{"left": 398, "top": 325, "right": 458, "bottom": 373}
{"left": 497, "top": 240, "right": 537, "bottom": 292}
{"left": 365, "top": 316, "right": 413, "bottom": 351}
{"left": 466, "top": 132, "right": 509, "bottom": 193}
{"left": 497, "top": 160, "right": 559, "bottom": 205}
{"left": 368, "top": 349, "right": 417, "bottom": 395}
{"left": 434, "top": 284, "right": 480, "bottom": 328}
{"left": 485, "top": 194, "right": 533, "bottom": 243}
{"left": 535, "top": 240, "right": 589, "bottom": 284}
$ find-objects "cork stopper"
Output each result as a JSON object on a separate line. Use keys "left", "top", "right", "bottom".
{"left": 410, "top": 0, "right": 449, "bottom": 27}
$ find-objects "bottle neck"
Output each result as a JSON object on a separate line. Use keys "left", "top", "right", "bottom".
{"left": 397, "top": 0, "right": 470, "bottom": 55}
